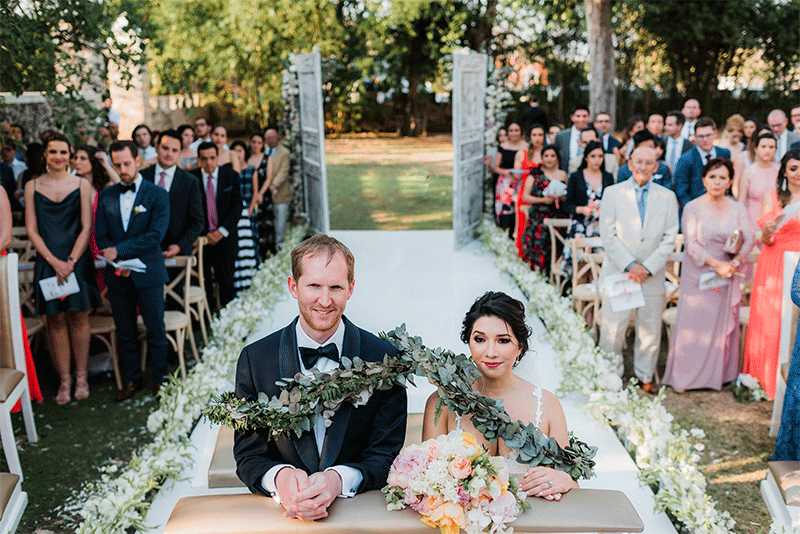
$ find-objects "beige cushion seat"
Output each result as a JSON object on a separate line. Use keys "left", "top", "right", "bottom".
{"left": 164, "top": 489, "right": 644, "bottom": 534}
{"left": 137, "top": 311, "right": 190, "bottom": 332}
{"left": 573, "top": 282, "right": 598, "bottom": 301}
{"left": 0, "top": 473, "right": 19, "bottom": 520}
{"left": 782, "top": 363, "right": 790, "bottom": 382}
{"left": 23, "top": 317, "right": 44, "bottom": 338}
{"left": 0, "top": 370, "right": 24, "bottom": 403}
{"left": 187, "top": 286, "right": 206, "bottom": 303}
{"left": 769, "top": 461, "right": 800, "bottom": 506}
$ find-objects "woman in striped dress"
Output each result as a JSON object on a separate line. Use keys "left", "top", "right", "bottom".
{"left": 230, "top": 141, "right": 259, "bottom": 295}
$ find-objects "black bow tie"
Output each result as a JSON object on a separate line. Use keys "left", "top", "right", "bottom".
{"left": 120, "top": 183, "right": 136, "bottom": 194}
{"left": 299, "top": 343, "right": 339, "bottom": 369}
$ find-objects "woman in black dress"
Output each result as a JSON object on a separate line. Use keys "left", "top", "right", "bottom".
{"left": 25, "top": 134, "right": 99, "bottom": 404}
{"left": 492, "top": 122, "right": 529, "bottom": 236}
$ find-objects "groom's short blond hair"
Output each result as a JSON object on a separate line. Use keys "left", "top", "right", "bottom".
{"left": 291, "top": 234, "right": 355, "bottom": 283}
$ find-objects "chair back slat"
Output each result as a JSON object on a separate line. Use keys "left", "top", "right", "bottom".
{"left": 0, "top": 254, "right": 25, "bottom": 371}
{"left": 164, "top": 256, "right": 195, "bottom": 314}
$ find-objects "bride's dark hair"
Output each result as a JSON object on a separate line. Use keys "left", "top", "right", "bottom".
{"left": 461, "top": 292, "right": 531, "bottom": 358}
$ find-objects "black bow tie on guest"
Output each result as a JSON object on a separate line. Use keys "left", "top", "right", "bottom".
{"left": 299, "top": 343, "right": 339, "bottom": 369}
{"left": 120, "top": 183, "right": 136, "bottom": 194}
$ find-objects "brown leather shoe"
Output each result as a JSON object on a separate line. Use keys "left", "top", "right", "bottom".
{"left": 641, "top": 381, "right": 659, "bottom": 394}
{"left": 152, "top": 382, "right": 162, "bottom": 399}
{"left": 114, "top": 381, "right": 143, "bottom": 402}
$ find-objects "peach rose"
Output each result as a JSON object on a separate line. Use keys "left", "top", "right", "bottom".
{"left": 448, "top": 457, "right": 473, "bottom": 479}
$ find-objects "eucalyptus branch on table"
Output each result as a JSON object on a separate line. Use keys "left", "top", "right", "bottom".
{"left": 203, "top": 324, "right": 597, "bottom": 480}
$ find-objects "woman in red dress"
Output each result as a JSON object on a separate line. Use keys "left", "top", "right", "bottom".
{"left": 514, "top": 124, "right": 546, "bottom": 258}
{"left": 744, "top": 148, "right": 800, "bottom": 398}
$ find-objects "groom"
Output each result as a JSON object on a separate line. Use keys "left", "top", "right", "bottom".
{"left": 234, "top": 234, "right": 407, "bottom": 520}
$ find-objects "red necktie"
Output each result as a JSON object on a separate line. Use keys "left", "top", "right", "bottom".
{"left": 206, "top": 174, "right": 218, "bottom": 232}
{"left": 158, "top": 170, "right": 166, "bottom": 188}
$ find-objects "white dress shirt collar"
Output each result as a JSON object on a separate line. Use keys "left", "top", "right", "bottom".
{"left": 295, "top": 319, "right": 345, "bottom": 371}
{"left": 154, "top": 163, "right": 177, "bottom": 191}
{"left": 569, "top": 125, "right": 581, "bottom": 160}
{"left": 119, "top": 174, "right": 144, "bottom": 232}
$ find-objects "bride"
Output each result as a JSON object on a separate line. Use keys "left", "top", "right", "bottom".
{"left": 422, "top": 291, "right": 578, "bottom": 501}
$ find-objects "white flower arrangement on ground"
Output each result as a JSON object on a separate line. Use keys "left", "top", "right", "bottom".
{"left": 478, "top": 218, "right": 737, "bottom": 534}
{"left": 732, "top": 373, "right": 769, "bottom": 402}
{"left": 383, "top": 429, "right": 528, "bottom": 534}
{"left": 70, "top": 226, "right": 307, "bottom": 533}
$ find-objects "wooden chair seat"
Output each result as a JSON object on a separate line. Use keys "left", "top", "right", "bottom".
{"left": 0, "top": 370, "right": 23, "bottom": 403}
{"left": 136, "top": 310, "right": 191, "bottom": 332}
{"left": 769, "top": 461, "right": 800, "bottom": 506}
{"left": 164, "top": 489, "right": 644, "bottom": 534}
{"left": 573, "top": 282, "right": 598, "bottom": 302}
{"left": 740, "top": 306, "right": 750, "bottom": 325}
{"left": 23, "top": 317, "right": 44, "bottom": 338}
{"left": 0, "top": 473, "right": 19, "bottom": 520}
{"left": 187, "top": 286, "right": 206, "bottom": 304}
{"left": 782, "top": 362, "right": 790, "bottom": 382}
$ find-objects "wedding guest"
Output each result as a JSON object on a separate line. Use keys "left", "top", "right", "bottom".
{"left": 1, "top": 144, "right": 26, "bottom": 181}
{"left": 233, "top": 234, "right": 407, "bottom": 520}
{"left": 422, "top": 291, "right": 578, "bottom": 500}
{"left": 97, "top": 141, "right": 170, "bottom": 401}
{"left": 189, "top": 117, "right": 213, "bottom": 151}
{"left": 734, "top": 119, "right": 765, "bottom": 189}
{"left": 107, "top": 122, "right": 120, "bottom": 144}
{"left": 663, "top": 159, "right": 754, "bottom": 393}
{"left": 792, "top": 106, "right": 800, "bottom": 132}
{"left": 547, "top": 123, "right": 562, "bottom": 146}
{"left": 663, "top": 111, "right": 693, "bottom": 172}
{"left": 616, "top": 130, "right": 672, "bottom": 189}
{"left": 646, "top": 113, "right": 664, "bottom": 137}
{"left": 521, "top": 95, "right": 548, "bottom": 134}
{"left": 141, "top": 130, "right": 205, "bottom": 258}
{"left": 0, "top": 159, "right": 19, "bottom": 213}
{"left": 513, "top": 124, "right": 546, "bottom": 260}
{"left": 599, "top": 146, "right": 679, "bottom": 393}
{"left": 493, "top": 122, "right": 528, "bottom": 236}
{"left": 768, "top": 109, "right": 800, "bottom": 161}
{"left": 555, "top": 106, "right": 590, "bottom": 171}
{"left": 176, "top": 124, "right": 198, "bottom": 170}
{"left": 673, "top": 118, "right": 732, "bottom": 217}
{"left": 743, "top": 148, "right": 800, "bottom": 399}
{"left": 718, "top": 114, "right": 746, "bottom": 164}
{"left": 567, "top": 127, "right": 618, "bottom": 177}
{"left": 772, "top": 257, "right": 800, "bottom": 461}
{"left": 594, "top": 111, "right": 621, "bottom": 162}
{"left": 230, "top": 140, "right": 258, "bottom": 294}
{"left": 132, "top": 124, "right": 157, "bottom": 166}
{"left": 680, "top": 98, "right": 701, "bottom": 140}
{"left": 258, "top": 128, "right": 292, "bottom": 251}
{"left": 211, "top": 125, "right": 241, "bottom": 173}
{"left": 192, "top": 142, "right": 241, "bottom": 310}
{"left": 247, "top": 131, "right": 266, "bottom": 170}
{"left": 25, "top": 134, "right": 100, "bottom": 404}
{"left": 561, "top": 140, "right": 614, "bottom": 278}
{"left": 737, "top": 133, "right": 778, "bottom": 235}
{"left": 18, "top": 143, "right": 45, "bottom": 194}
{"left": 519, "top": 145, "right": 563, "bottom": 273}
{"left": 620, "top": 114, "right": 645, "bottom": 162}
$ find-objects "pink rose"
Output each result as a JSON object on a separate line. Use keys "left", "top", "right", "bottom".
{"left": 387, "top": 470, "right": 409, "bottom": 489}
{"left": 448, "top": 457, "right": 473, "bottom": 479}
{"left": 390, "top": 447, "right": 429, "bottom": 480}
{"left": 403, "top": 488, "right": 421, "bottom": 506}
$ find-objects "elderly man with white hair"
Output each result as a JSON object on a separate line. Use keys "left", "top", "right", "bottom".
{"left": 598, "top": 145, "right": 679, "bottom": 393}
{"left": 768, "top": 109, "right": 800, "bottom": 160}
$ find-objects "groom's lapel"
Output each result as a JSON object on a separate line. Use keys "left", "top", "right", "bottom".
{"left": 279, "top": 319, "right": 320, "bottom": 473}
{"left": 320, "top": 318, "right": 358, "bottom": 470}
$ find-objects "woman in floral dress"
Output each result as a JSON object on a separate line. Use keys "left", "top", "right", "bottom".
{"left": 519, "top": 145, "right": 563, "bottom": 273}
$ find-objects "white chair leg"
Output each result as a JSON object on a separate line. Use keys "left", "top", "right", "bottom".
{"left": 177, "top": 327, "right": 186, "bottom": 379}
{"left": 19, "top": 388, "right": 37, "bottom": 443}
{"left": 0, "top": 408, "right": 22, "bottom": 480}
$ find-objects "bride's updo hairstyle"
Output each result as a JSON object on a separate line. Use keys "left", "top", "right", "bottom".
{"left": 461, "top": 292, "right": 531, "bottom": 360}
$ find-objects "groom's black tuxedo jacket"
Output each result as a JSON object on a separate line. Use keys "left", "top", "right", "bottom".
{"left": 233, "top": 316, "right": 407, "bottom": 497}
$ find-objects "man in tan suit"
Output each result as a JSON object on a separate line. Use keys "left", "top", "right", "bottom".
{"left": 598, "top": 146, "right": 679, "bottom": 393}
{"left": 265, "top": 128, "right": 292, "bottom": 248}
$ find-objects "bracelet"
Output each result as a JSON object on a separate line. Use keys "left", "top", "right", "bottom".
{"left": 67, "top": 256, "right": 76, "bottom": 263}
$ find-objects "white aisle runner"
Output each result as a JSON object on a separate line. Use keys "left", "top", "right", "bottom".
{"left": 145, "top": 230, "right": 676, "bottom": 533}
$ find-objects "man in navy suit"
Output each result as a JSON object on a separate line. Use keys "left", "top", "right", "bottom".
{"left": 234, "top": 234, "right": 406, "bottom": 521}
{"left": 616, "top": 130, "right": 672, "bottom": 189}
{"left": 673, "top": 117, "right": 731, "bottom": 218}
{"left": 140, "top": 130, "right": 204, "bottom": 258}
{"left": 192, "top": 142, "right": 241, "bottom": 310}
{"left": 95, "top": 141, "right": 171, "bottom": 401}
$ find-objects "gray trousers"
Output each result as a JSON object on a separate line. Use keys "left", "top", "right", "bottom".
{"left": 273, "top": 202, "right": 290, "bottom": 246}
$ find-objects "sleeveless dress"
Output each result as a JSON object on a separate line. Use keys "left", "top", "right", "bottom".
{"left": 505, "top": 386, "right": 545, "bottom": 476}
{"left": 519, "top": 168, "right": 558, "bottom": 273}
{"left": 743, "top": 194, "right": 800, "bottom": 398}
{"left": 254, "top": 154, "right": 276, "bottom": 259}
{"left": 233, "top": 166, "right": 259, "bottom": 295}
{"left": 495, "top": 147, "right": 522, "bottom": 236}
{"left": 514, "top": 150, "right": 542, "bottom": 260}
{"left": 773, "top": 258, "right": 800, "bottom": 460}
{"left": 32, "top": 182, "right": 100, "bottom": 315}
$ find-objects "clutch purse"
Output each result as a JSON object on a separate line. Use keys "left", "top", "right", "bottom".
{"left": 723, "top": 228, "right": 743, "bottom": 255}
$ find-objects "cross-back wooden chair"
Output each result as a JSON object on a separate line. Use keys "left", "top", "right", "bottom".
{"left": 543, "top": 218, "right": 571, "bottom": 292}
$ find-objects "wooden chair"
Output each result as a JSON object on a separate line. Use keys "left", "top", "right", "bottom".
{"left": 737, "top": 250, "right": 763, "bottom": 372}
{"left": 0, "top": 253, "right": 39, "bottom": 480}
{"left": 139, "top": 255, "right": 199, "bottom": 379}
{"left": 183, "top": 237, "right": 212, "bottom": 346}
{"left": 89, "top": 287, "right": 122, "bottom": 390}
{"left": 543, "top": 218, "right": 571, "bottom": 292}
{"left": 569, "top": 237, "right": 603, "bottom": 327}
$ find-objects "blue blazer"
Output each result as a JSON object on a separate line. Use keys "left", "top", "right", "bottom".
{"left": 95, "top": 179, "right": 170, "bottom": 288}
{"left": 617, "top": 161, "right": 672, "bottom": 189}
{"left": 673, "top": 146, "right": 731, "bottom": 213}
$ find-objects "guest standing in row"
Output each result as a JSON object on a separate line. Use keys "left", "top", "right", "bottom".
{"left": 230, "top": 141, "right": 258, "bottom": 294}
{"left": 25, "top": 134, "right": 100, "bottom": 404}
{"left": 555, "top": 106, "right": 590, "bottom": 172}
{"left": 132, "top": 124, "right": 158, "bottom": 167}
{"left": 211, "top": 125, "right": 241, "bottom": 174}
{"left": 673, "top": 118, "right": 732, "bottom": 217}
{"left": 176, "top": 124, "right": 198, "bottom": 170}
{"left": 514, "top": 124, "right": 545, "bottom": 257}
{"left": 264, "top": 129, "right": 292, "bottom": 250}
{"left": 664, "top": 159, "right": 753, "bottom": 392}
{"left": 492, "top": 122, "right": 528, "bottom": 235}
{"left": 519, "top": 145, "right": 564, "bottom": 273}
{"left": 773, "top": 257, "right": 800, "bottom": 461}
{"left": 737, "top": 133, "right": 779, "bottom": 236}
{"left": 744, "top": 149, "right": 800, "bottom": 398}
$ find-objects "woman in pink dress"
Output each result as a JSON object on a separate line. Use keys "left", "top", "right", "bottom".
{"left": 743, "top": 147, "right": 800, "bottom": 398}
{"left": 737, "top": 133, "right": 779, "bottom": 234}
{"left": 664, "top": 159, "right": 754, "bottom": 392}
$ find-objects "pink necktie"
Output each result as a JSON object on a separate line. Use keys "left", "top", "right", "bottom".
{"left": 206, "top": 174, "right": 218, "bottom": 232}
{"left": 158, "top": 170, "right": 166, "bottom": 188}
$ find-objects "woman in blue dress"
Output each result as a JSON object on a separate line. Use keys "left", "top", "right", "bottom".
{"left": 773, "top": 257, "right": 800, "bottom": 460}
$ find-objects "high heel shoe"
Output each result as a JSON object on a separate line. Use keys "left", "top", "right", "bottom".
{"left": 56, "top": 376, "right": 71, "bottom": 405}
{"left": 74, "top": 373, "right": 89, "bottom": 400}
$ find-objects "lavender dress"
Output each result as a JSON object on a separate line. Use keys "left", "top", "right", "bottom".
{"left": 663, "top": 198, "right": 754, "bottom": 391}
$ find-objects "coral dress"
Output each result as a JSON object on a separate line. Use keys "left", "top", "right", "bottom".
{"left": 743, "top": 195, "right": 800, "bottom": 398}
{"left": 514, "top": 150, "right": 542, "bottom": 259}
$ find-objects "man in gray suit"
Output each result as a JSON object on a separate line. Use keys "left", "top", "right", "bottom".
{"left": 768, "top": 109, "right": 800, "bottom": 160}
{"left": 598, "top": 146, "right": 679, "bottom": 393}
{"left": 555, "top": 105, "right": 590, "bottom": 171}
{"left": 662, "top": 111, "right": 693, "bottom": 171}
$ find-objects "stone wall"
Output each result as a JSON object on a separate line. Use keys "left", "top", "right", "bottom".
{"left": 0, "top": 93, "right": 54, "bottom": 143}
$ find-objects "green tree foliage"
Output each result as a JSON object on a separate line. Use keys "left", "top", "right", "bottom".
{"left": 1, "top": 0, "right": 151, "bottom": 139}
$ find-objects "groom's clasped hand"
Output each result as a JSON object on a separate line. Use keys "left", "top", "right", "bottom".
{"left": 275, "top": 467, "right": 342, "bottom": 520}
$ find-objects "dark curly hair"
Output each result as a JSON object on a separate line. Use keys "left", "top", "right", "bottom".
{"left": 461, "top": 292, "right": 531, "bottom": 361}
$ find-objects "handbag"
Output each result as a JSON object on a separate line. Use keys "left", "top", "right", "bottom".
{"left": 723, "top": 228, "right": 743, "bottom": 255}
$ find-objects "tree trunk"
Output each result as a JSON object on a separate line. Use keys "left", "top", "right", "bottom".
{"left": 585, "top": 0, "right": 615, "bottom": 131}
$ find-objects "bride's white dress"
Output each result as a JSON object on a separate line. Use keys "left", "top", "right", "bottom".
{"left": 504, "top": 385, "right": 545, "bottom": 476}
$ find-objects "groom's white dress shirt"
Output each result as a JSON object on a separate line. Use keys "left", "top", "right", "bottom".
{"left": 261, "top": 319, "right": 363, "bottom": 503}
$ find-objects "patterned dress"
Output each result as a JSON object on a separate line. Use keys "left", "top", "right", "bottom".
{"left": 233, "top": 166, "right": 259, "bottom": 295}
{"left": 521, "top": 169, "right": 558, "bottom": 273}
{"left": 773, "top": 257, "right": 800, "bottom": 460}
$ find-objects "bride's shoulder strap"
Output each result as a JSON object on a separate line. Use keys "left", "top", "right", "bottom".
{"left": 532, "top": 385, "right": 543, "bottom": 430}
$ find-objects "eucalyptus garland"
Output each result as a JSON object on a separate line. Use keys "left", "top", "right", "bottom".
{"left": 203, "top": 325, "right": 597, "bottom": 480}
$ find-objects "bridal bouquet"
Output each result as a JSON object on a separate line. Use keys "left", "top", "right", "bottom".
{"left": 383, "top": 430, "right": 529, "bottom": 534}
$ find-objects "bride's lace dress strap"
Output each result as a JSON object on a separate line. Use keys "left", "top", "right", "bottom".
{"left": 455, "top": 413, "right": 462, "bottom": 430}
{"left": 532, "top": 385, "right": 544, "bottom": 430}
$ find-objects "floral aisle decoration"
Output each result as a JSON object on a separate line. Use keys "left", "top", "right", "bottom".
{"left": 731, "top": 373, "right": 769, "bottom": 402}
{"left": 383, "top": 430, "right": 528, "bottom": 534}
{"left": 204, "top": 325, "right": 597, "bottom": 481}
{"left": 477, "top": 218, "right": 737, "bottom": 534}
{"left": 281, "top": 57, "right": 304, "bottom": 217}
{"left": 69, "top": 226, "right": 307, "bottom": 534}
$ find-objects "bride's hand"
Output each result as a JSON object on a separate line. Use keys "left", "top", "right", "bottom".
{"left": 520, "top": 466, "right": 575, "bottom": 501}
